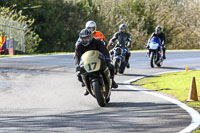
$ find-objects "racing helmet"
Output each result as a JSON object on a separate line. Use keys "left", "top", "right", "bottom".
{"left": 79, "top": 28, "right": 93, "bottom": 47}
{"left": 119, "top": 24, "right": 127, "bottom": 33}
{"left": 85, "top": 20, "right": 96, "bottom": 33}
{"left": 155, "top": 26, "right": 162, "bottom": 34}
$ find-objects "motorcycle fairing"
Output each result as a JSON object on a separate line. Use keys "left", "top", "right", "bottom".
{"left": 81, "top": 50, "right": 101, "bottom": 72}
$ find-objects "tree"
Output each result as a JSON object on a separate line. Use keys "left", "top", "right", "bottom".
{"left": 0, "top": 5, "right": 41, "bottom": 53}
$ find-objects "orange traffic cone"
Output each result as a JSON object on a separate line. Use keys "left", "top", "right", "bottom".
{"left": 185, "top": 66, "right": 189, "bottom": 72}
{"left": 187, "top": 77, "right": 198, "bottom": 101}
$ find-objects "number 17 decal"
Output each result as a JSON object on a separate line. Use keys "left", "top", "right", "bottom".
{"left": 88, "top": 62, "right": 97, "bottom": 71}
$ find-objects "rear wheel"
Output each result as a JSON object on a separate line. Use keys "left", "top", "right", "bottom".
{"left": 93, "top": 80, "right": 105, "bottom": 107}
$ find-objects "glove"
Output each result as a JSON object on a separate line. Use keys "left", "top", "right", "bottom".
{"left": 75, "top": 64, "right": 80, "bottom": 72}
{"left": 110, "top": 50, "right": 114, "bottom": 55}
{"left": 127, "top": 42, "right": 131, "bottom": 48}
{"left": 108, "top": 41, "right": 114, "bottom": 47}
{"left": 161, "top": 41, "right": 165, "bottom": 45}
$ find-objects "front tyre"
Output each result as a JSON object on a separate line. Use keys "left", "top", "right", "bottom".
{"left": 106, "top": 97, "right": 110, "bottom": 103}
{"left": 114, "top": 58, "right": 120, "bottom": 75}
{"left": 150, "top": 52, "right": 155, "bottom": 68}
{"left": 92, "top": 80, "right": 105, "bottom": 107}
{"left": 119, "top": 61, "right": 126, "bottom": 74}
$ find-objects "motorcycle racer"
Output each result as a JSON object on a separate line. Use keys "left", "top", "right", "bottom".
{"left": 148, "top": 26, "right": 166, "bottom": 59}
{"left": 108, "top": 24, "right": 132, "bottom": 68}
{"left": 75, "top": 29, "right": 118, "bottom": 95}
{"left": 75, "top": 20, "right": 107, "bottom": 48}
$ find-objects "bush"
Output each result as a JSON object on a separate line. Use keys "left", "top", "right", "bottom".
{"left": 1, "top": 0, "right": 200, "bottom": 53}
{"left": 108, "top": 0, "right": 200, "bottom": 50}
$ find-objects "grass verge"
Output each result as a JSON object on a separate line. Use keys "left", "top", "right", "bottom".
{"left": 133, "top": 70, "right": 200, "bottom": 132}
{"left": 133, "top": 70, "right": 200, "bottom": 111}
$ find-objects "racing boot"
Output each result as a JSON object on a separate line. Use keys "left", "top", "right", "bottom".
{"left": 81, "top": 82, "right": 85, "bottom": 87}
{"left": 77, "top": 72, "right": 86, "bottom": 87}
{"left": 163, "top": 52, "right": 166, "bottom": 59}
{"left": 162, "top": 46, "right": 166, "bottom": 59}
{"left": 126, "top": 52, "right": 131, "bottom": 68}
{"left": 126, "top": 60, "right": 130, "bottom": 68}
{"left": 111, "top": 79, "right": 118, "bottom": 88}
{"left": 84, "top": 89, "right": 89, "bottom": 96}
{"left": 126, "top": 62, "right": 130, "bottom": 68}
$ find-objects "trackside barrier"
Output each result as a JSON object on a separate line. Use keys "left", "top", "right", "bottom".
{"left": 0, "top": 21, "right": 27, "bottom": 54}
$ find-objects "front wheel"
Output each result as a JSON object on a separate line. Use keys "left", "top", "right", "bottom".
{"left": 119, "top": 61, "right": 126, "bottom": 74}
{"left": 106, "top": 97, "right": 110, "bottom": 103}
{"left": 114, "top": 58, "right": 120, "bottom": 75}
{"left": 150, "top": 52, "right": 156, "bottom": 68}
{"left": 92, "top": 80, "right": 105, "bottom": 107}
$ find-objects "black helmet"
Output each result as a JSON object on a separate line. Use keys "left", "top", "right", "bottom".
{"left": 119, "top": 24, "right": 127, "bottom": 33}
{"left": 79, "top": 29, "right": 93, "bottom": 46}
{"left": 155, "top": 26, "right": 162, "bottom": 34}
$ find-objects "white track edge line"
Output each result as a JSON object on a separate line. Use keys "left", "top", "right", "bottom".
{"left": 124, "top": 70, "right": 200, "bottom": 133}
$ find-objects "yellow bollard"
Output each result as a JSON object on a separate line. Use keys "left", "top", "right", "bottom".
{"left": 185, "top": 66, "right": 189, "bottom": 72}
{"left": 187, "top": 77, "right": 198, "bottom": 101}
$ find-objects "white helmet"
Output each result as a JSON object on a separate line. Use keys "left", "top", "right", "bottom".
{"left": 85, "top": 20, "right": 96, "bottom": 33}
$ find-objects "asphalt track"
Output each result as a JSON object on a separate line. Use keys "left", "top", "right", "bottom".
{"left": 0, "top": 50, "right": 200, "bottom": 133}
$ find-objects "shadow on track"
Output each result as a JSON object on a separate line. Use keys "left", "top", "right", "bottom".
{"left": 159, "top": 66, "right": 185, "bottom": 70}
{"left": 0, "top": 102, "right": 188, "bottom": 132}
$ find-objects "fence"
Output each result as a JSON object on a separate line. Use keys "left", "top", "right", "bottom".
{"left": 0, "top": 19, "right": 26, "bottom": 54}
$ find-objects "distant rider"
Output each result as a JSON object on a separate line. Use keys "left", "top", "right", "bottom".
{"left": 148, "top": 26, "right": 166, "bottom": 59}
{"left": 108, "top": 24, "right": 132, "bottom": 68}
{"left": 75, "top": 20, "right": 107, "bottom": 48}
{"left": 74, "top": 29, "right": 118, "bottom": 95}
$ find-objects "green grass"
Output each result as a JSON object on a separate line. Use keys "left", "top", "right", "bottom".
{"left": 133, "top": 70, "right": 200, "bottom": 132}
{"left": 133, "top": 70, "right": 200, "bottom": 111}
